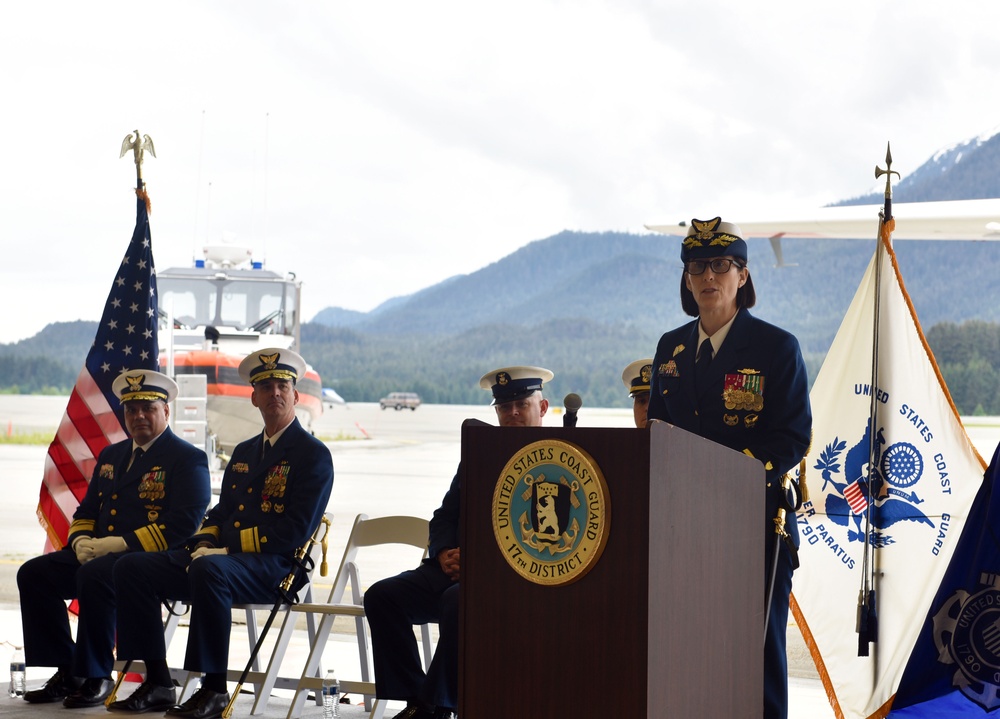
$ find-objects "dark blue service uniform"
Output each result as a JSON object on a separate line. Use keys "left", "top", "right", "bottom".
{"left": 113, "top": 418, "right": 333, "bottom": 674}
{"left": 365, "top": 466, "right": 462, "bottom": 710}
{"left": 648, "top": 307, "right": 811, "bottom": 719}
{"left": 17, "top": 427, "right": 211, "bottom": 678}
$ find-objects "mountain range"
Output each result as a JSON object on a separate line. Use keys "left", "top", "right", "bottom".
{"left": 4, "top": 129, "right": 1000, "bottom": 408}
{"left": 835, "top": 126, "right": 1000, "bottom": 204}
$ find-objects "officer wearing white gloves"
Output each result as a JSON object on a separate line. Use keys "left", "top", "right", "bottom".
{"left": 18, "top": 370, "right": 211, "bottom": 708}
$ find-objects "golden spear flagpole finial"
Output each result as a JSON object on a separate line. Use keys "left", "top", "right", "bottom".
{"left": 119, "top": 129, "right": 156, "bottom": 182}
{"left": 874, "top": 141, "right": 900, "bottom": 206}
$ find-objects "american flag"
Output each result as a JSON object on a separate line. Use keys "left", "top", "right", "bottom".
{"left": 843, "top": 477, "right": 869, "bottom": 515}
{"left": 36, "top": 183, "right": 159, "bottom": 550}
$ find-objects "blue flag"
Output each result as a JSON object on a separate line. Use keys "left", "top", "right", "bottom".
{"left": 888, "top": 441, "right": 1000, "bottom": 716}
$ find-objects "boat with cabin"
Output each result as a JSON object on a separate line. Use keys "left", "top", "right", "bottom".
{"left": 157, "top": 241, "right": 323, "bottom": 458}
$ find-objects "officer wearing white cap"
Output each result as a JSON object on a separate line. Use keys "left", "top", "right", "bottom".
{"left": 19, "top": 370, "right": 211, "bottom": 708}
{"left": 365, "top": 365, "right": 553, "bottom": 719}
{"left": 110, "top": 349, "right": 333, "bottom": 716}
{"left": 621, "top": 358, "right": 653, "bottom": 428}
{"left": 647, "top": 217, "right": 811, "bottom": 719}
{"left": 479, "top": 365, "right": 553, "bottom": 425}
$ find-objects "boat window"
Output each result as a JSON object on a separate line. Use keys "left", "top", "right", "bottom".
{"left": 159, "top": 280, "right": 220, "bottom": 329}
{"left": 220, "top": 288, "right": 249, "bottom": 328}
{"left": 220, "top": 281, "right": 287, "bottom": 332}
{"left": 158, "top": 275, "right": 297, "bottom": 333}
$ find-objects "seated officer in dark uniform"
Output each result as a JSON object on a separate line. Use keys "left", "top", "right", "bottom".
{"left": 18, "top": 370, "right": 211, "bottom": 708}
{"left": 621, "top": 358, "right": 653, "bottom": 428}
{"left": 108, "top": 348, "right": 334, "bottom": 717}
{"left": 364, "top": 365, "right": 553, "bottom": 719}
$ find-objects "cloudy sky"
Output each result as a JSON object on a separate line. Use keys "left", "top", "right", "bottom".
{"left": 2, "top": 0, "right": 999, "bottom": 344}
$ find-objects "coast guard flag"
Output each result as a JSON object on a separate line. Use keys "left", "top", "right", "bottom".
{"left": 887, "top": 442, "right": 1000, "bottom": 716}
{"left": 789, "top": 233, "right": 984, "bottom": 719}
{"left": 36, "top": 184, "right": 159, "bottom": 549}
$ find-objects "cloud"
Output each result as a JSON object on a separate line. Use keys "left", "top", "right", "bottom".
{"left": 4, "top": 0, "right": 1000, "bottom": 343}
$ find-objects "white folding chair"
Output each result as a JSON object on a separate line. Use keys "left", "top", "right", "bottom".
{"left": 285, "top": 513, "right": 435, "bottom": 719}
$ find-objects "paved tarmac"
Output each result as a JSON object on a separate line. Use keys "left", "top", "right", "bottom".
{"left": 9, "top": 397, "right": 996, "bottom": 717}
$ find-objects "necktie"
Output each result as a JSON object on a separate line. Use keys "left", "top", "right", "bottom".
{"left": 128, "top": 447, "right": 144, "bottom": 471}
{"left": 696, "top": 338, "right": 713, "bottom": 387}
{"left": 262, "top": 439, "right": 271, "bottom": 460}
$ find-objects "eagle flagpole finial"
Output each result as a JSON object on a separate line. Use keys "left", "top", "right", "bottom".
{"left": 119, "top": 129, "right": 156, "bottom": 182}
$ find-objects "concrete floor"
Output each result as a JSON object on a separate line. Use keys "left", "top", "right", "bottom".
{"left": 0, "top": 397, "right": 840, "bottom": 718}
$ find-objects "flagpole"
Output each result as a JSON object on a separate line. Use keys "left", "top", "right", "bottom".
{"left": 858, "top": 144, "right": 899, "bottom": 665}
{"left": 105, "top": 130, "right": 157, "bottom": 707}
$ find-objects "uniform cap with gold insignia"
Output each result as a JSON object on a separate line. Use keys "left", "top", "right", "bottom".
{"left": 112, "top": 369, "right": 178, "bottom": 403}
{"left": 621, "top": 358, "right": 653, "bottom": 397}
{"left": 237, "top": 347, "right": 307, "bottom": 385}
{"left": 680, "top": 216, "right": 748, "bottom": 263}
{"left": 478, "top": 365, "right": 554, "bottom": 406}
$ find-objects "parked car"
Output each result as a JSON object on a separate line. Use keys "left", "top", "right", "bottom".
{"left": 379, "top": 392, "right": 422, "bottom": 410}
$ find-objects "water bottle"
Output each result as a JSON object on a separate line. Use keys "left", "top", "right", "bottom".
{"left": 8, "top": 647, "right": 25, "bottom": 698}
{"left": 321, "top": 668, "right": 340, "bottom": 719}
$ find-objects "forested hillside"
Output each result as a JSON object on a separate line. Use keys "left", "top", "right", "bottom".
{"left": 5, "top": 235, "right": 1000, "bottom": 412}
{"left": 0, "top": 322, "right": 96, "bottom": 394}
{"left": 837, "top": 129, "right": 1000, "bottom": 205}
{"left": 6, "top": 127, "right": 1000, "bottom": 410}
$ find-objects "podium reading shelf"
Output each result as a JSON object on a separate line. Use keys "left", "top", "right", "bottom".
{"left": 459, "top": 420, "right": 764, "bottom": 718}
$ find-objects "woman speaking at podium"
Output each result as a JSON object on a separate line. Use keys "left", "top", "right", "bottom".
{"left": 647, "top": 217, "right": 812, "bottom": 719}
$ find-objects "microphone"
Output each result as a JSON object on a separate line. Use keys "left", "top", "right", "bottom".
{"left": 563, "top": 393, "right": 582, "bottom": 428}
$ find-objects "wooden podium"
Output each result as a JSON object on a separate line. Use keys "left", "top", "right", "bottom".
{"left": 459, "top": 420, "right": 763, "bottom": 718}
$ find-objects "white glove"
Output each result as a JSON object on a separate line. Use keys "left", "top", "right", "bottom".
{"left": 73, "top": 537, "right": 96, "bottom": 564}
{"left": 90, "top": 536, "right": 128, "bottom": 558}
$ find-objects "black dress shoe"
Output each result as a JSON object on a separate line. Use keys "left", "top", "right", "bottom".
{"left": 62, "top": 676, "right": 114, "bottom": 708}
{"left": 391, "top": 707, "right": 435, "bottom": 719}
{"left": 165, "top": 686, "right": 230, "bottom": 719}
{"left": 392, "top": 706, "right": 455, "bottom": 719}
{"left": 22, "top": 669, "right": 81, "bottom": 703}
{"left": 107, "top": 681, "right": 178, "bottom": 713}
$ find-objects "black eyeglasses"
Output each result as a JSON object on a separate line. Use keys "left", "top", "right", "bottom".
{"left": 684, "top": 258, "right": 744, "bottom": 275}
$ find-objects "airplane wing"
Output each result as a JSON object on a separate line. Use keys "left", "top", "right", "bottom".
{"left": 322, "top": 387, "right": 346, "bottom": 406}
{"left": 646, "top": 198, "right": 1000, "bottom": 241}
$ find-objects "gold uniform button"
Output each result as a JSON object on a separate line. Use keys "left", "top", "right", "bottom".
{"left": 239, "top": 505, "right": 245, "bottom": 511}
{"left": 234, "top": 522, "right": 241, "bottom": 528}
{"left": 111, "top": 494, "right": 118, "bottom": 500}
{"left": 247, "top": 487, "right": 253, "bottom": 494}
{"left": 110, "top": 509, "right": 117, "bottom": 516}
{"left": 107, "top": 525, "right": 115, "bottom": 532}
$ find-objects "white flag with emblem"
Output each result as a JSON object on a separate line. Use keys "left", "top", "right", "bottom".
{"left": 789, "top": 235, "right": 985, "bottom": 719}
